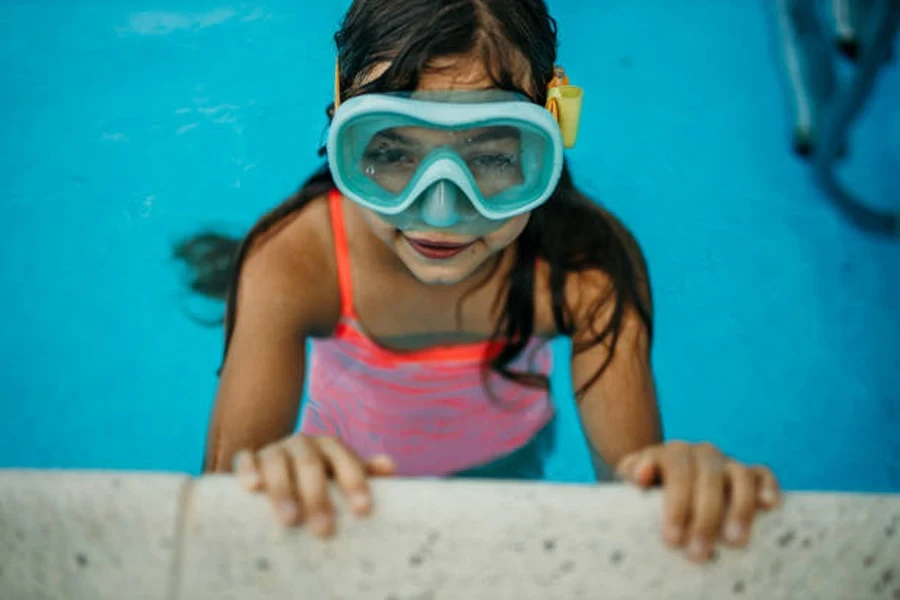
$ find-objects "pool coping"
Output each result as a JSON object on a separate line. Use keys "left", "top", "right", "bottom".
{"left": 1, "top": 470, "right": 898, "bottom": 599}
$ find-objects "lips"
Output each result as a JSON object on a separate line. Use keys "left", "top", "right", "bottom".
{"left": 404, "top": 236, "right": 475, "bottom": 260}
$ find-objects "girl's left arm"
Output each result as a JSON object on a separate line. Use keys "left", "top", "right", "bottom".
{"left": 568, "top": 270, "right": 780, "bottom": 562}
{"left": 568, "top": 272, "right": 661, "bottom": 478}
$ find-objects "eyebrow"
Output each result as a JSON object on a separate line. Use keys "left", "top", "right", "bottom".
{"left": 370, "top": 125, "right": 520, "bottom": 148}
{"left": 466, "top": 126, "right": 520, "bottom": 144}
{"left": 371, "top": 129, "right": 421, "bottom": 148}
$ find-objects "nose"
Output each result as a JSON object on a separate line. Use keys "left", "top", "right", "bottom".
{"left": 419, "top": 180, "right": 463, "bottom": 227}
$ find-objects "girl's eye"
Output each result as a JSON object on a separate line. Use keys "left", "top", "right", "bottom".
{"left": 363, "top": 146, "right": 417, "bottom": 166}
{"left": 468, "top": 153, "right": 519, "bottom": 170}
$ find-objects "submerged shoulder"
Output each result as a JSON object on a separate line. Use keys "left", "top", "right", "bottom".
{"left": 533, "top": 260, "right": 617, "bottom": 334}
{"left": 245, "top": 192, "right": 334, "bottom": 266}
{"left": 237, "top": 192, "right": 341, "bottom": 336}
{"left": 533, "top": 195, "right": 652, "bottom": 338}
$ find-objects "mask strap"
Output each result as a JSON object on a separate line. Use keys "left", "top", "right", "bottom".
{"left": 334, "top": 60, "right": 342, "bottom": 111}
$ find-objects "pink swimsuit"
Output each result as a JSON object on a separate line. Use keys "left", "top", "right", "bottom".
{"left": 299, "top": 190, "right": 555, "bottom": 476}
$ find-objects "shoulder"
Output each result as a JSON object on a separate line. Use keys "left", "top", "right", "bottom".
{"left": 235, "top": 192, "right": 341, "bottom": 337}
{"left": 532, "top": 196, "right": 652, "bottom": 339}
{"left": 533, "top": 262, "right": 618, "bottom": 336}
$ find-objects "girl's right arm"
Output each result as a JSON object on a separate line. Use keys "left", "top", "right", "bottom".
{"left": 201, "top": 203, "right": 393, "bottom": 536}
{"left": 202, "top": 238, "right": 314, "bottom": 474}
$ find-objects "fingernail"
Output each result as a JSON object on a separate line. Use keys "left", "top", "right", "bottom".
{"left": 760, "top": 488, "right": 778, "bottom": 505}
{"left": 277, "top": 501, "right": 297, "bottom": 523}
{"left": 237, "top": 470, "right": 259, "bottom": 488}
{"left": 308, "top": 513, "right": 332, "bottom": 536}
{"left": 350, "top": 492, "right": 370, "bottom": 513}
{"left": 664, "top": 523, "right": 682, "bottom": 545}
{"left": 688, "top": 537, "right": 708, "bottom": 560}
{"left": 725, "top": 521, "right": 744, "bottom": 543}
{"left": 370, "top": 454, "right": 395, "bottom": 471}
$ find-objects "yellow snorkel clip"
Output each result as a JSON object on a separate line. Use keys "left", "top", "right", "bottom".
{"left": 545, "top": 66, "right": 583, "bottom": 149}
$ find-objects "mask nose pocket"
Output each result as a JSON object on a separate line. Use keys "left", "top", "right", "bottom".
{"left": 419, "top": 180, "right": 463, "bottom": 227}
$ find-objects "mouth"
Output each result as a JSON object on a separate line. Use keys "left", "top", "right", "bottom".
{"left": 403, "top": 235, "right": 476, "bottom": 260}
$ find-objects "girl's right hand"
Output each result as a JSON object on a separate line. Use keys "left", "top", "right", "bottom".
{"left": 231, "top": 435, "right": 396, "bottom": 538}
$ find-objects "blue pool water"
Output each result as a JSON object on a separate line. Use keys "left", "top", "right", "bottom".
{"left": 1, "top": 0, "right": 898, "bottom": 492}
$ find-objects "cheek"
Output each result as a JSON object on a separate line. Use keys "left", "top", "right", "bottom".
{"left": 481, "top": 213, "right": 530, "bottom": 250}
{"left": 359, "top": 209, "right": 398, "bottom": 241}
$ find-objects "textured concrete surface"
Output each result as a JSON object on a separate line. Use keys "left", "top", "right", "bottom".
{"left": 1, "top": 471, "right": 898, "bottom": 599}
{"left": 0, "top": 471, "right": 189, "bottom": 600}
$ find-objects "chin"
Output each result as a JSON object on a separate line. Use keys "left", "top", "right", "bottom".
{"left": 401, "top": 257, "right": 482, "bottom": 285}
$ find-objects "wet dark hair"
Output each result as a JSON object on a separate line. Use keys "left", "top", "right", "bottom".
{"left": 174, "top": 0, "right": 653, "bottom": 399}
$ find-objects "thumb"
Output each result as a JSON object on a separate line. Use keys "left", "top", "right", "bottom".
{"left": 616, "top": 451, "right": 660, "bottom": 487}
{"left": 366, "top": 454, "right": 396, "bottom": 477}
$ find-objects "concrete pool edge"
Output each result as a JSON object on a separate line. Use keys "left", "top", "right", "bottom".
{"left": 0, "top": 470, "right": 897, "bottom": 599}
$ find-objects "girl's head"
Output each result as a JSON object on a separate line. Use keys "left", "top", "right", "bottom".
{"left": 328, "top": 0, "right": 560, "bottom": 285}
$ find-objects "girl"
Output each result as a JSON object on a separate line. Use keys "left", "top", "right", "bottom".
{"left": 181, "top": 0, "right": 780, "bottom": 563}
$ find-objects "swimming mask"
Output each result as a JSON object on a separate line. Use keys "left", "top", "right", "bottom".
{"left": 326, "top": 89, "right": 564, "bottom": 224}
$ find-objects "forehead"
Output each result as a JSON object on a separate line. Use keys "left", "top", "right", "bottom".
{"left": 359, "top": 52, "right": 534, "bottom": 96}
{"left": 416, "top": 55, "right": 495, "bottom": 91}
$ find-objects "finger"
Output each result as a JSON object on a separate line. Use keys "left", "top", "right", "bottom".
{"left": 752, "top": 465, "right": 781, "bottom": 508}
{"left": 257, "top": 445, "right": 301, "bottom": 526}
{"left": 633, "top": 453, "right": 662, "bottom": 488}
{"left": 660, "top": 442, "right": 693, "bottom": 547}
{"left": 617, "top": 448, "right": 662, "bottom": 487}
{"left": 686, "top": 445, "right": 727, "bottom": 562}
{"left": 233, "top": 450, "right": 262, "bottom": 491}
{"left": 722, "top": 462, "right": 757, "bottom": 547}
{"left": 317, "top": 437, "right": 372, "bottom": 516}
{"left": 615, "top": 452, "right": 642, "bottom": 481}
{"left": 366, "top": 454, "right": 397, "bottom": 477}
{"left": 287, "top": 436, "right": 334, "bottom": 538}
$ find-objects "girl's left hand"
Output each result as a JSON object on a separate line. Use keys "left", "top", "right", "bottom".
{"left": 616, "top": 441, "right": 780, "bottom": 563}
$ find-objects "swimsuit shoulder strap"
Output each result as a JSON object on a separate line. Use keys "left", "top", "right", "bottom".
{"left": 327, "top": 189, "right": 357, "bottom": 319}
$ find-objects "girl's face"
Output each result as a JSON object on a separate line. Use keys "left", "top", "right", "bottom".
{"left": 355, "top": 55, "right": 532, "bottom": 286}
